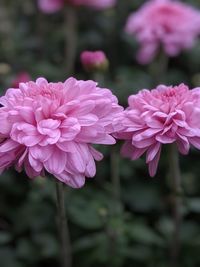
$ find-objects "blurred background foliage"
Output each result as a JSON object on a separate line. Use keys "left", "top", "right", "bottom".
{"left": 1, "top": 0, "right": 200, "bottom": 266}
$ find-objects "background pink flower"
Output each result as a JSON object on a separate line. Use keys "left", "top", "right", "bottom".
{"left": 78, "top": 0, "right": 116, "bottom": 10}
{"left": 116, "top": 84, "right": 200, "bottom": 176}
{"left": 38, "top": 0, "right": 64, "bottom": 13}
{"left": 0, "top": 77, "right": 123, "bottom": 188}
{"left": 125, "top": 0, "right": 200, "bottom": 64}
{"left": 38, "top": 0, "right": 116, "bottom": 13}
{"left": 80, "top": 51, "right": 108, "bottom": 71}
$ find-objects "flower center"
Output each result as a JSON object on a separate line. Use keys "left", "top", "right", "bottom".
{"left": 162, "top": 88, "right": 177, "bottom": 98}
{"left": 28, "top": 86, "right": 59, "bottom": 101}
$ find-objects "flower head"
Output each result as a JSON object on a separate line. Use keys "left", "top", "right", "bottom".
{"left": 0, "top": 77, "right": 123, "bottom": 188}
{"left": 38, "top": 0, "right": 116, "bottom": 13}
{"left": 80, "top": 51, "right": 109, "bottom": 72}
{"left": 116, "top": 84, "right": 200, "bottom": 176}
{"left": 125, "top": 0, "right": 200, "bottom": 64}
{"left": 11, "top": 72, "right": 31, "bottom": 88}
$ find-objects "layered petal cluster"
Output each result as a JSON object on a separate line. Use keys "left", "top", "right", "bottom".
{"left": 116, "top": 84, "right": 200, "bottom": 176}
{"left": 125, "top": 0, "right": 200, "bottom": 64}
{"left": 0, "top": 78, "right": 123, "bottom": 188}
{"left": 38, "top": 0, "right": 116, "bottom": 13}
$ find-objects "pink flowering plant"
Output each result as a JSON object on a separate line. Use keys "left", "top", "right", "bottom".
{"left": 2, "top": 1, "right": 200, "bottom": 266}
{"left": 0, "top": 77, "right": 123, "bottom": 188}
{"left": 116, "top": 84, "right": 200, "bottom": 176}
{"left": 125, "top": 0, "right": 200, "bottom": 64}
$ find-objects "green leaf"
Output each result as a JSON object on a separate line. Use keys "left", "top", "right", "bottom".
{"left": 127, "top": 223, "right": 164, "bottom": 246}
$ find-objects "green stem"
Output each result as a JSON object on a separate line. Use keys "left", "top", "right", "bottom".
{"left": 92, "top": 74, "right": 121, "bottom": 204}
{"left": 111, "top": 145, "right": 120, "bottom": 203}
{"left": 149, "top": 50, "right": 169, "bottom": 86}
{"left": 169, "top": 143, "right": 183, "bottom": 267}
{"left": 93, "top": 72, "right": 105, "bottom": 87}
{"left": 64, "top": 5, "right": 77, "bottom": 76}
{"left": 56, "top": 182, "right": 72, "bottom": 267}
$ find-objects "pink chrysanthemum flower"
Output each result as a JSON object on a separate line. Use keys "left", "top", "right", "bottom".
{"left": 38, "top": 0, "right": 116, "bottom": 13}
{"left": 0, "top": 78, "right": 123, "bottom": 188}
{"left": 80, "top": 51, "right": 108, "bottom": 72}
{"left": 116, "top": 84, "right": 200, "bottom": 176}
{"left": 125, "top": 0, "right": 200, "bottom": 64}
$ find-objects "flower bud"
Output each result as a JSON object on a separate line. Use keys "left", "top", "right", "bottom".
{"left": 80, "top": 51, "right": 109, "bottom": 72}
{"left": 11, "top": 72, "right": 31, "bottom": 88}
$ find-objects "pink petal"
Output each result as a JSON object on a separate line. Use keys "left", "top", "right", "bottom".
{"left": 78, "top": 114, "right": 98, "bottom": 126}
{"left": 176, "top": 134, "right": 189, "bottom": 155}
{"left": 16, "top": 149, "right": 28, "bottom": 171}
{"left": 93, "top": 134, "right": 116, "bottom": 145}
{"left": 0, "top": 140, "right": 19, "bottom": 152}
{"left": 56, "top": 141, "right": 77, "bottom": 152}
{"left": 29, "top": 145, "right": 54, "bottom": 162}
{"left": 0, "top": 111, "right": 11, "bottom": 135}
{"left": 44, "top": 148, "right": 66, "bottom": 174}
{"left": 18, "top": 107, "right": 35, "bottom": 124}
{"left": 90, "top": 146, "right": 103, "bottom": 161}
{"left": 132, "top": 137, "right": 155, "bottom": 148}
{"left": 155, "top": 134, "right": 175, "bottom": 144}
{"left": 68, "top": 150, "right": 86, "bottom": 173}
{"left": 28, "top": 153, "right": 43, "bottom": 172}
{"left": 11, "top": 123, "right": 43, "bottom": 146}
{"left": 131, "top": 147, "right": 147, "bottom": 160}
{"left": 65, "top": 174, "right": 85, "bottom": 188}
{"left": 70, "top": 100, "right": 95, "bottom": 116}
{"left": 37, "top": 119, "right": 61, "bottom": 134}
{"left": 60, "top": 119, "right": 80, "bottom": 141}
{"left": 55, "top": 171, "right": 85, "bottom": 188}
{"left": 121, "top": 141, "right": 134, "bottom": 158}
{"left": 148, "top": 146, "right": 161, "bottom": 177}
{"left": 24, "top": 160, "right": 40, "bottom": 179}
{"left": 189, "top": 137, "right": 200, "bottom": 150}
{"left": 85, "top": 155, "right": 96, "bottom": 177}
{"left": 146, "top": 142, "right": 161, "bottom": 163}
{"left": 134, "top": 128, "right": 161, "bottom": 141}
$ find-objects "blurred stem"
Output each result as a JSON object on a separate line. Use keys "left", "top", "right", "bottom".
{"left": 93, "top": 72, "right": 105, "bottom": 87}
{"left": 56, "top": 182, "right": 72, "bottom": 267}
{"left": 151, "top": 50, "right": 182, "bottom": 267}
{"left": 92, "top": 72, "right": 121, "bottom": 204}
{"left": 149, "top": 50, "right": 169, "bottom": 86}
{"left": 109, "top": 0, "right": 127, "bottom": 75}
{"left": 111, "top": 145, "right": 120, "bottom": 203}
{"left": 64, "top": 5, "right": 77, "bottom": 76}
{"left": 109, "top": 144, "right": 121, "bottom": 266}
{"left": 168, "top": 143, "right": 183, "bottom": 267}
